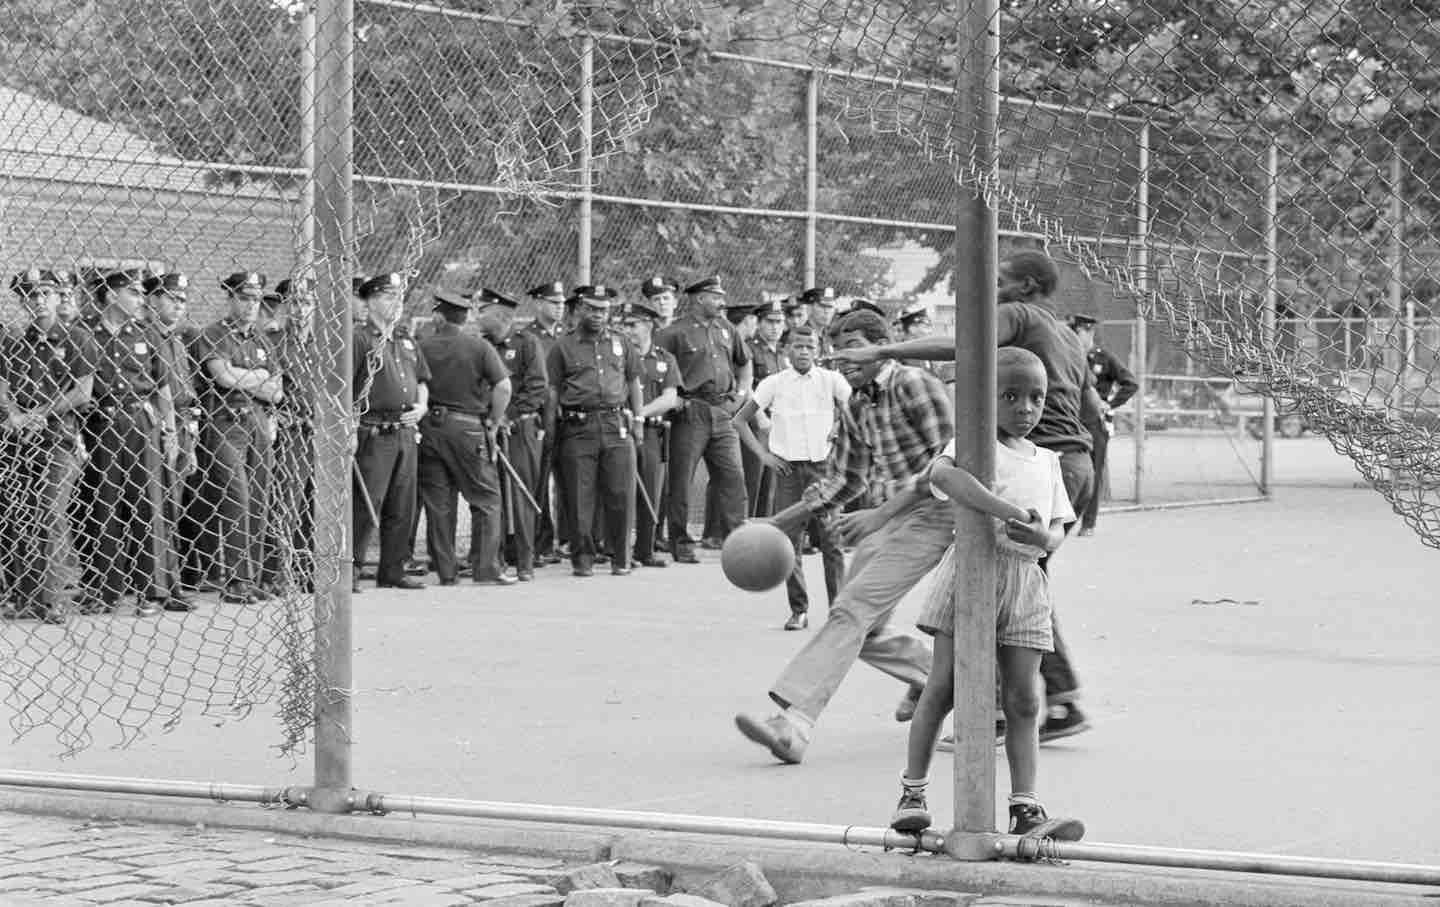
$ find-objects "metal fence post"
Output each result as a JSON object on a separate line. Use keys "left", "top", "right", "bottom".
{"left": 577, "top": 35, "right": 595, "bottom": 285}
{"left": 1132, "top": 122, "right": 1150, "bottom": 506}
{"left": 805, "top": 68, "right": 819, "bottom": 288}
{"left": 310, "top": 0, "right": 357, "bottom": 815}
{"left": 1259, "top": 140, "right": 1278, "bottom": 496}
{"left": 947, "top": 0, "right": 1000, "bottom": 858}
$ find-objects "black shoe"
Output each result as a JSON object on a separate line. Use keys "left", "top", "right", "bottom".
{"left": 673, "top": 547, "right": 699, "bottom": 564}
{"left": 654, "top": 538, "right": 670, "bottom": 553}
{"left": 783, "top": 612, "right": 808, "bottom": 631}
{"left": 378, "top": 577, "right": 425, "bottom": 590}
{"left": 891, "top": 787, "right": 932, "bottom": 833}
{"left": 699, "top": 536, "right": 723, "bottom": 550}
{"left": 1008, "top": 802, "right": 1085, "bottom": 841}
{"left": 135, "top": 598, "right": 163, "bottom": 617}
{"left": 219, "top": 587, "right": 257, "bottom": 605}
{"left": 543, "top": 551, "right": 563, "bottom": 565}
{"left": 438, "top": 578, "right": 458, "bottom": 587}
{"left": 638, "top": 556, "right": 668, "bottom": 568}
{"left": 1039, "top": 703, "right": 1091, "bottom": 743}
{"left": 610, "top": 565, "right": 631, "bottom": 576}
{"left": 573, "top": 564, "right": 594, "bottom": 577}
{"left": 516, "top": 570, "right": 534, "bottom": 582}
{"left": 161, "top": 597, "right": 196, "bottom": 613}
{"left": 403, "top": 558, "right": 428, "bottom": 576}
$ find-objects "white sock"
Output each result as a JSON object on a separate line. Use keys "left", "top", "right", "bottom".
{"left": 781, "top": 708, "right": 814, "bottom": 742}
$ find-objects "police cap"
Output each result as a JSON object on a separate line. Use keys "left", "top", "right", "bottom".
{"left": 527, "top": 280, "right": 567, "bottom": 302}
{"left": 477, "top": 287, "right": 520, "bottom": 309}
{"left": 573, "top": 284, "right": 619, "bottom": 308}
{"left": 101, "top": 268, "right": 148, "bottom": 295}
{"left": 618, "top": 300, "right": 661, "bottom": 322}
{"left": 143, "top": 272, "right": 190, "bottom": 298}
{"left": 640, "top": 276, "right": 678, "bottom": 298}
{"left": 800, "top": 286, "right": 836, "bottom": 306}
{"left": 10, "top": 268, "right": 64, "bottom": 296}
{"left": 1069, "top": 313, "right": 1099, "bottom": 329}
{"left": 356, "top": 272, "right": 403, "bottom": 298}
{"left": 684, "top": 275, "right": 726, "bottom": 297}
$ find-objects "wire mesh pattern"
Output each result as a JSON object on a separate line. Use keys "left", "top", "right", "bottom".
{"left": 2, "top": 0, "right": 1435, "bottom": 757}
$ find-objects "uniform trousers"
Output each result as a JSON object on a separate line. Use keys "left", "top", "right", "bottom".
{"left": 666, "top": 400, "right": 745, "bottom": 551}
{"left": 1080, "top": 420, "right": 1108, "bottom": 531}
{"left": 769, "top": 497, "right": 947, "bottom": 723}
{"left": 80, "top": 406, "right": 167, "bottom": 604}
{"left": 500, "top": 416, "right": 543, "bottom": 573}
{"left": 1037, "top": 447, "right": 1094, "bottom": 705}
{"left": 353, "top": 425, "right": 418, "bottom": 585}
{"left": 418, "top": 416, "right": 504, "bottom": 583}
{"left": 771, "top": 460, "right": 844, "bottom": 617}
{"left": 633, "top": 425, "right": 666, "bottom": 562}
{"left": 556, "top": 412, "right": 635, "bottom": 569}
{"left": 197, "top": 410, "right": 274, "bottom": 592}
{"left": 265, "top": 414, "right": 315, "bottom": 590}
{"left": 1, "top": 435, "right": 80, "bottom": 610}
{"left": 741, "top": 429, "right": 775, "bottom": 518}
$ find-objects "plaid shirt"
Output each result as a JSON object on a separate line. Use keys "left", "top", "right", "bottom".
{"left": 806, "top": 362, "right": 954, "bottom": 511}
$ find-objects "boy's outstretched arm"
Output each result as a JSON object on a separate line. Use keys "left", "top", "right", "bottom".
{"left": 931, "top": 460, "right": 1030, "bottom": 523}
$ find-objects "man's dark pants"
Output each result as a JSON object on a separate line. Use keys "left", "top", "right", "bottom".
{"left": 198, "top": 409, "right": 274, "bottom": 593}
{"left": 417, "top": 414, "right": 504, "bottom": 583}
{"left": 633, "top": 423, "right": 666, "bottom": 562}
{"left": 3, "top": 434, "right": 80, "bottom": 612}
{"left": 665, "top": 400, "right": 745, "bottom": 554}
{"left": 501, "top": 416, "right": 543, "bottom": 573}
{"left": 1038, "top": 448, "right": 1095, "bottom": 706}
{"left": 772, "top": 459, "right": 844, "bottom": 618}
{"left": 80, "top": 406, "right": 166, "bottom": 604}
{"left": 1081, "top": 421, "right": 1108, "bottom": 531}
{"left": 353, "top": 423, "right": 419, "bottom": 586}
{"left": 557, "top": 412, "right": 635, "bottom": 569}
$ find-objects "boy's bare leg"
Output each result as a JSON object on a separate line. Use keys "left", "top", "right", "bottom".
{"left": 906, "top": 635, "right": 954, "bottom": 780}
{"left": 999, "top": 645, "right": 1084, "bottom": 844}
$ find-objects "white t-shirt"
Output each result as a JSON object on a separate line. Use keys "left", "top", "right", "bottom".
{"left": 751, "top": 365, "right": 852, "bottom": 463}
{"left": 930, "top": 438, "right": 1075, "bottom": 547}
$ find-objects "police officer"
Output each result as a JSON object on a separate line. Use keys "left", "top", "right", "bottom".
{"left": 1069, "top": 314, "right": 1137, "bottom": 536}
{"left": 896, "top": 301, "right": 955, "bottom": 383}
{"left": 353, "top": 272, "right": 431, "bottom": 592}
{"left": 655, "top": 276, "right": 751, "bottom": 564}
{"left": 800, "top": 286, "right": 838, "bottom": 357}
{"left": 700, "top": 297, "right": 759, "bottom": 544}
{"left": 640, "top": 276, "right": 679, "bottom": 330}
{"left": 618, "top": 300, "right": 680, "bottom": 568}
{"left": 191, "top": 272, "right": 284, "bottom": 605}
{"left": 0, "top": 270, "right": 100, "bottom": 624}
{"left": 783, "top": 295, "right": 807, "bottom": 333}
{"left": 262, "top": 277, "right": 317, "bottom": 591}
{"left": 475, "top": 287, "right": 547, "bottom": 581}
{"left": 522, "top": 281, "right": 568, "bottom": 563}
{"left": 546, "top": 285, "right": 643, "bottom": 577}
{"left": 144, "top": 272, "right": 200, "bottom": 608}
{"left": 742, "top": 299, "right": 788, "bottom": 518}
{"left": 78, "top": 269, "right": 180, "bottom": 616}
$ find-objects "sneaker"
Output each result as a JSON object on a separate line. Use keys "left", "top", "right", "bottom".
{"left": 1039, "top": 703, "right": 1091, "bottom": 743}
{"left": 893, "top": 685, "right": 922, "bottom": 722}
{"left": 890, "top": 787, "right": 932, "bottom": 832}
{"left": 783, "top": 612, "right": 807, "bottom": 631}
{"left": 1008, "top": 802, "right": 1085, "bottom": 841}
{"left": 734, "top": 713, "right": 806, "bottom": 765}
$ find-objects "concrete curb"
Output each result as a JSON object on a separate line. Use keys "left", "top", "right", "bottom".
{"left": 0, "top": 789, "right": 1432, "bottom": 907}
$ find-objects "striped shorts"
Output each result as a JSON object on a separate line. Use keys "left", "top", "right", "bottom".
{"left": 916, "top": 540, "right": 1054, "bottom": 652}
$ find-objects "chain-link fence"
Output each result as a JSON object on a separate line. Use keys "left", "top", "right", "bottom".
{"left": 0, "top": 0, "right": 1436, "bottom": 794}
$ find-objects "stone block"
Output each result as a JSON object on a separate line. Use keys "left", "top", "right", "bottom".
{"left": 481, "top": 895, "right": 567, "bottom": 907}
{"left": 563, "top": 887, "right": 654, "bottom": 907}
{"left": 549, "top": 863, "right": 621, "bottom": 895}
{"left": 611, "top": 862, "right": 671, "bottom": 894}
{"left": 639, "top": 893, "right": 729, "bottom": 907}
{"left": 468, "top": 882, "right": 563, "bottom": 900}
{"left": 694, "top": 863, "right": 776, "bottom": 907}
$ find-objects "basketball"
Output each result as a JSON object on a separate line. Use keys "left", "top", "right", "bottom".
{"left": 721, "top": 521, "right": 796, "bottom": 592}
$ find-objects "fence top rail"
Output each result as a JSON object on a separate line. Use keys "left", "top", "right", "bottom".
{"left": 357, "top": 0, "right": 1255, "bottom": 133}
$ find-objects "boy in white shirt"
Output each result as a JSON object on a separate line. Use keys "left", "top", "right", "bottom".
{"left": 732, "top": 325, "right": 850, "bottom": 630}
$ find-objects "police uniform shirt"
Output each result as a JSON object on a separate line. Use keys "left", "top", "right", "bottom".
{"left": 0, "top": 322, "right": 99, "bottom": 428}
{"left": 262, "top": 321, "right": 313, "bottom": 417}
{"left": 155, "top": 326, "right": 197, "bottom": 411}
{"left": 655, "top": 311, "right": 749, "bottom": 397}
{"left": 417, "top": 322, "right": 508, "bottom": 416}
{"left": 489, "top": 329, "right": 548, "bottom": 417}
{"left": 547, "top": 328, "right": 640, "bottom": 410}
{"left": 639, "top": 345, "right": 681, "bottom": 404}
{"left": 747, "top": 336, "right": 786, "bottom": 387}
{"left": 1088, "top": 347, "right": 1137, "bottom": 408}
{"left": 354, "top": 322, "right": 431, "bottom": 414}
{"left": 193, "top": 318, "right": 275, "bottom": 414}
{"left": 86, "top": 315, "right": 169, "bottom": 401}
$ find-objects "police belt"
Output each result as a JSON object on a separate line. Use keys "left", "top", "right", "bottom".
{"left": 643, "top": 416, "right": 669, "bottom": 427}
{"left": 682, "top": 391, "right": 736, "bottom": 407}
{"left": 559, "top": 406, "right": 625, "bottom": 423}
{"left": 427, "top": 406, "right": 489, "bottom": 428}
{"left": 90, "top": 397, "right": 151, "bottom": 418}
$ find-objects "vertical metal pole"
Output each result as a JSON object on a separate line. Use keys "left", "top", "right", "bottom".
{"left": 310, "top": 0, "right": 356, "bottom": 815}
{"left": 947, "top": 0, "right": 999, "bottom": 858}
{"left": 298, "top": 4, "right": 318, "bottom": 274}
{"left": 1133, "top": 123, "right": 1150, "bottom": 506}
{"left": 1260, "top": 141, "right": 1278, "bottom": 496}
{"left": 577, "top": 36, "right": 595, "bottom": 285}
{"left": 1389, "top": 149, "right": 1409, "bottom": 407}
{"left": 804, "top": 68, "right": 819, "bottom": 287}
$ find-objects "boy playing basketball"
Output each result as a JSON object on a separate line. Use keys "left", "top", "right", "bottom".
{"left": 889, "top": 347, "right": 1084, "bottom": 840}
